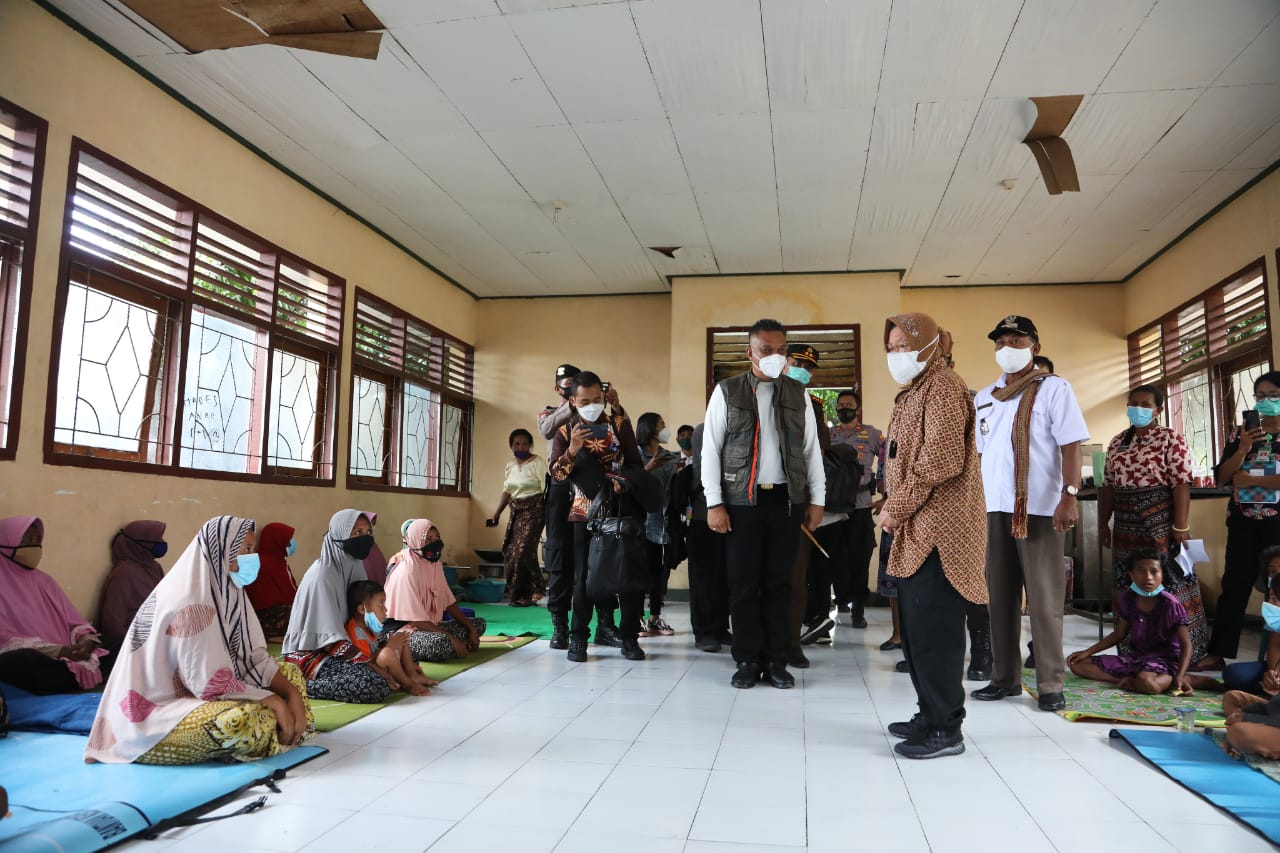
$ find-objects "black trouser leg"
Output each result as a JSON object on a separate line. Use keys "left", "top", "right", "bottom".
{"left": 1209, "top": 516, "right": 1280, "bottom": 658}
{"left": 726, "top": 492, "right": 802, "bottom": 665}
{"left": 846, "top": 508, "right": 875, "bottom": 606}
{"left": 544, "top": 482, "right": 573, "bottom": 616}
{"left": 643, "top": 540, "right": 664, "bottom": 618}
{"left": 569, "top": 522, "right": 594, "bottom": 641}
{"left": 789, "top": 538, "right": 811, "bottom": 651}
{"left": 898, "top": 549, "right": 967, "bottom": 734}
{"left": 965, "top": 600, "right": 990, "bottom": 632}
{"left": 0, "top": 649, "right": 80, "bottom": 695}
{"left": 687, "top": 520, "right": 729, "bottom": 640}
{"left": 620, "top": 591, "right": 644, "bottom": 641}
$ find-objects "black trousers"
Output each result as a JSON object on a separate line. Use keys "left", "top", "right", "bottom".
{"left": 805, "top": 518, "right": 853, "bottom": 623}
{"left": 898, "top": 549, "right": 967, "bottom": 734}
{"left": 568, "top": 522, "right": 638, "bottom": 642}
{"left": 645, "top": 540, "right": 672, "bottom": 617}
{"left": 1208, "top": 514, "right": 1280, "bottom": 658}
{"left": 686, "top": 519, "right": 729, "bottom": 641}
{"left": 544, "top": 480, "right": 574, "bottom": 616}
{"left": 0, "top": 649, "right": 80, "bottom": 695}
{"left": 843, "top": 508, "right": 876, "bottom": 605}
{"left": 726, "top": 491, "right": 802, "bottom": 665}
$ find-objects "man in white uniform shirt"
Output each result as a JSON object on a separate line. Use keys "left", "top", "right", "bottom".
{"left": 971, "top": 316, "right": 1089, "bottom": 712}
{"left": 702, "top": 319, "right": 826, "bottom": 690}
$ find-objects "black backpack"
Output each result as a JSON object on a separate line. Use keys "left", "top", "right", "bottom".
{"left": 823, "top": 445, "right": 865, "bottom": 514}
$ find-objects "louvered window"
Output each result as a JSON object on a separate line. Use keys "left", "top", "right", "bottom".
{"left": 0, "top": 98, "right": 45, "bottom": 459}
{"left": 48, "top": 141, "right": 342, "bottom": 483}
{"left": 1128, "top": 260, "right": 1271, "bottom": 478}
{"left": 349, "top": 289, "right": 474, "bottom": 495}
{"left": 708, "top": 325, "right": 861, "bottom": 421}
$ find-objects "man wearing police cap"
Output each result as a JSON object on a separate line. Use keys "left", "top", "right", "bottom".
{"left": 971, "top": 316, "right": 1089, "bottom": 712}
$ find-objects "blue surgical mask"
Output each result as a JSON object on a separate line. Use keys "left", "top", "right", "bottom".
{"left": 1126, "top": 406, "right": 1155, "bottom": 428}
{"left": 1130, "top": 582, "right": 1164, "bottom": 598}
{"left": 286, "top": 538, "right": 297, "bottom": 557}
{"left": 1262, "top": 601, "right": 1280, "bottom": 633}
{"left": 231, "top": 553, "right": 260, "bottom": 587}
{"left": 364, "top": 611, "right": 384, "bottom": 635}
{"left": 786, "top": 366, "right": 812, "bottom": 385}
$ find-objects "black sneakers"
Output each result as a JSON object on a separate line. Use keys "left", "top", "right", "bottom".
{"left": 887, "top": 714, "right": 927, "bottom": 740}
{"left": 894, "top": 728, "right": 965, "bottom": 759}
{"left": 799, "top": 617, "right": 835, "bottom": 645}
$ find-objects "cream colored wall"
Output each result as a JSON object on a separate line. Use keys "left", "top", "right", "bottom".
{"left": 470, "top": 295, "right": 672, "bottom": 556}
{"left": 0, "top": 1, "right": 476, "bottom": 614}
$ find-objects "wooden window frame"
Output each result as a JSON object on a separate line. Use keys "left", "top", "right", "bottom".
{"left": 1127, "top": 258, "right": 1271, "bottom": 460}
{"left": 346, "top": 288, "right": 474, "bottom": 497}
{"left": 0, "top": 97, "right": 48, "bottom": 461}
{"left": 705, "top": 323, "right": 863, "bottom": 401}
{"left": 44, "top": 139, "right": 344, "bottom": 486}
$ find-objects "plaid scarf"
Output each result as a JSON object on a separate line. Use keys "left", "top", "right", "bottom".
{"left": 991, "top": 368, "right": 1047, "bottom": 539}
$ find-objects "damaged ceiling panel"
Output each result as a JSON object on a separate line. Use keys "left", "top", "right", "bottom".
{"left": 118, "top": 0, "right": 384, "bottom": 58}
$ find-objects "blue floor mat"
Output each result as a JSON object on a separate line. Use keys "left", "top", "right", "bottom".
{"left": 0, "top": 731, "right": 326, "bottom": 853}
{"left": 1110, "top": 728, "right": 1280, "bottom": 844}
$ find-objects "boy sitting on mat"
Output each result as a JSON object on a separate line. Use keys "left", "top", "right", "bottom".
{"left": 346, "top": 581, "right": 437, "bottom": 697}
{"left": 1222, "top": 573, "right": 1280, "bottom": 759}
{"left": 1067, "top": 551, "right": 1221, "bottom": 695}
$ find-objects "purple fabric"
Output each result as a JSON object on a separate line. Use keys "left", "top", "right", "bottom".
{"left": 98, "top": 520, "right": 166, "bottom": 642}
{"left": 1092, "top": 589, "right": 1188, "bottom": 677}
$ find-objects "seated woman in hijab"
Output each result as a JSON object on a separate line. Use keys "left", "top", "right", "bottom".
{"left": 384, "top": 518, "right": 416, "bottom": 580}
{"left": 363, "top": 511, "right": 388, "bottom": 586}
{"left": 281, "top": 509, "right": 390, "bottom": 704}
{"left": 384, "top": 519, "right": 486, "bottom": 663}
{"left": 0, "top": 516, "right": 109, "bottom": 695}
{"left": 98, "top": 521, "right": 168, "bottom": 658}
{"left": 84, "top": 516, "right": 312, "bottom": 765}
{"left": 245, "top": 522, "right": 299, "bottom": 641}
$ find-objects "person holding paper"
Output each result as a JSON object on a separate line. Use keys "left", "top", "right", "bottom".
{"left": 1202, "top": 371, "right": 1280, "bottom": 671}
{"left": 1099, "top": 384, "right": 1208, "bottom": 664}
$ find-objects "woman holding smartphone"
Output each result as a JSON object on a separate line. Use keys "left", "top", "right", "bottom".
{"left": 1202, "top": 371, "right": 1280, "bottom": 670}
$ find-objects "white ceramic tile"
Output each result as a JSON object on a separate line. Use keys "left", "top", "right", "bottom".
{"left": 299, "top": 812, "right": 455, "bottom": 853}
{"left": 362, "top": 779, "right": 495, "bottom": 820}
{"left": 466, "top": 784, "right": 594, "bottom": 830}
{"left": 426, "top": 820, "right": 563, "bottom": 853}
{"left": 186, "top": 803, "right": 355, "bottom": 852}
{"left": 537, "top": 735, "right": 634, "bottom": 764}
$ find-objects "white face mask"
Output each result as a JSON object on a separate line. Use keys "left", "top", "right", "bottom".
{"left": 756, "top": 353, "right": 787, "bottom": 379}
{"left": 577, "top": 402, "right": 605, "bottom": 422}
{"left": 886, "top": 334, "right": 939, "bottom": 385}
{"left": 657, "top": 428, "right": 672, "bottom": 444}
{"left": 995, "top": 345, "right": 1034, "bottom": 374}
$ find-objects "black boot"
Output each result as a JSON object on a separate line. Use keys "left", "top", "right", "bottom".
{"left": 621, "top": 639, "right": 645, "bottom": 661}
{"left": 1024, "top": 641, "right": 1036, "bottom": 669}
{"left": 594, "top": 611, "right": 623, "bottom": 647}
{"left": 550, "top": 614, "right": 569, "bottom": 650}
{"left": 851, "top": 601, "right": 868, "bottom": 630}
{"left": 967, "top": 627, "right": 992, "bottom": 681}
{"left": 567, "top": 636, "right": 588, "bottom": 663}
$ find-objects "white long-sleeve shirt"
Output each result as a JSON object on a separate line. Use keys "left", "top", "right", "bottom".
{"left": 700, "top": 379, "right": 826, "bottom": 507}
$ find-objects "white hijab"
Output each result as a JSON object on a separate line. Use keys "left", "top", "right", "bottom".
{"left": 86, "top": 516, "right": 278, "bottom": 763}
{"left": 281, "top": 509, "right": 369, "bottom": 654}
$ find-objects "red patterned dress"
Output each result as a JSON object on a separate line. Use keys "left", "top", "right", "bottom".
{"left": 1104, "top": 424, "right": 1207, "bottom": 661}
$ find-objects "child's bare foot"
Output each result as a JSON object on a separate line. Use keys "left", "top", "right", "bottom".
{"left": 407, "top": 683, "right": 431, "bottom": 697}
{"left": 1187, "top": 674, "right": 1224, "bottom": 692}
{"left": 1117, "top": 676, "right": 1137, "bottom": 692}
{"left": 417, "top": 675, "right": 440, "bottom": 688}
{"left": 1189, "top": 654, "right": 1225, "bottom": 672}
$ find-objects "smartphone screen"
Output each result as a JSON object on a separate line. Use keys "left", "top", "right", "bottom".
{"left": 587, "top": 423, "right": 610, "bottom": 439}
{"left": 1244, "top": 409, "right": 1262, "bottom": 431}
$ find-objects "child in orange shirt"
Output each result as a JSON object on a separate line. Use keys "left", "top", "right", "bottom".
{"left": 346, "top": 581, "right": 437, "bottom": 697}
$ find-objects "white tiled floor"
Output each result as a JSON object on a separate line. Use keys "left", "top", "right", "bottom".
{"left": 127, "top": 606, "right": 1277, "bottom": 853}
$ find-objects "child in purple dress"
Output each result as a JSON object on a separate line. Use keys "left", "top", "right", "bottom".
{"left": 1068, "top": 551, "right": 1221, "bottom": 695}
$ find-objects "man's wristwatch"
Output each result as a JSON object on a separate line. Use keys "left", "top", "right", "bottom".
{"left": 1062, "top": 485, "right": 1079, "bottom": 497}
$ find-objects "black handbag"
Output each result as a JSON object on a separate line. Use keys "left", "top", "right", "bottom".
{"left": 585, "top": 489, "right": 650, "bottom": 600}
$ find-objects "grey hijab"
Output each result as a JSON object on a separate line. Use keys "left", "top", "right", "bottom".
{"left": 281, "top": 508, "right": 370, "bottom": 653}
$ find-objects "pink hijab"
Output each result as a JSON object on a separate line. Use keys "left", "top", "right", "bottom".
{"left": 0, "top": 515, "right": 106, "bottom": 689}
{"left": 384, "top": 519, "right": 454, "bottom": 623}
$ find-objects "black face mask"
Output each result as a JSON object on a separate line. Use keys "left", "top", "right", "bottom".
{"left": 558, "top": 385, "right": 573, "bottom": 401}
{"left": 419, "top": 541, "right": 444, "bottom": 562}
{"left": 837, "top": 408, "right": 858, "bottom": 424}
{"left": 340, "top": 535, "right": 375, "bottom": 561}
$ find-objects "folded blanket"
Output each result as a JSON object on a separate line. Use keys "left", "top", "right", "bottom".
{"left": 0, "top": 682, "right": 101, "bottom": 735}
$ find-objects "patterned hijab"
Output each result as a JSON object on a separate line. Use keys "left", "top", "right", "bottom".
{"left": 281, "top": 509, "right": 369, "bottom": 654}
{"left": 0, "top": 515, "right": 106, "bottom": 689}
{"left": 884, "top": 313, "right": 954, "bottom": 378}
{"left": 384, "top": 519, "right": 454, "bottom": 623}
{"left": 86, "top": 516, "right": 278, "bottom": 763}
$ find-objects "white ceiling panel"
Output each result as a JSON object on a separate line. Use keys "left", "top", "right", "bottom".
{"left": 631, "top": 0, "right": 769, "bottom": 118}
{"left": 481, "top": 125, "right": 611, "bottom": 201}
{"left": 1067, "top": 89, "right": 1201, "bottom": 175}
{"left": 761, "top": 0, "right": 891, "bottom": 111}
{"left": 319, "top": 141, "right": 456, "bottom": 210}
{"left": 987, "top": 0, "right": 1153, "bottom": 98}
{"left": 498, "top": 0, "right": 629, "bottom": 13}
{"left": 778, "top": 191, "right": 859, "bottom": 272}
{"left": 465, "top": 201, "right": 575, "bottom": 255}
{"left": 1100, "top": 0, "right": 1278, "bottom": 93}
{"left": 671, "top": 113, "right": 776, "bottom": 194}
{"left": 877, "top": 0, "right": 1023, "bottom": 105}
{"left": 848, "top": 181, "right": 948, "bottom": 270}
{"left": 926, "top": 179, "right": 1033, "bottom": 238}
{"left": 1229, "top": 123, "right": 1280, "bottom": 169}
{"left": 866, "top": 100, "right": 983, "bottom": 182}
{"left": 647, "top": 245, "right": 719, "bottom": 277}
{"left": 1081, "top": 171, "right": 1214, "bottom": 231}
{"left": 772, "top": 109, "right": 873, "bottom": 192}
{"left": 552, "top": 200, "right": 646, "bottom": 254}
{"left": 576, "top": 248, "right": 666, "bottom": 290}
{"left": 1135, "top": 83, "right": 1280, "bottom": 174}
{"left": 368, "top": 0, "right": 501, "bottom": 27}
{"left": 516, "top": 251, "right": 602, "bottom": 289}
{"left": 395, "top": 16, "right": 564, "bottom": 131}
{"left": 575, "top": 120, "right": 690, "bottom": 195}
{"left": 951, "top": 99, "right": 1041, "bottom": 181}
{"left": 511, "top": 4, "right": 664, "bottom": 123}
{"left": 398, "top": 133, "right": 530, "bottom": 205}
{"left": 294, "top": 39, "right": 473, "bottom": 141}
{"left": 49, "top": 0, "right": 177, "bottom": 57}
{"left": 696, "top": 191, "right": 781, "bottom": 273}
{"left": 613, "top": 193, "right": 709, "bottom": 246}
{"left": 1217, "top": 14, "right": 1280, "bottom": 85}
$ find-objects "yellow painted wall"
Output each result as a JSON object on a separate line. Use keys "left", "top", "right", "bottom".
{"left": 0, "top": 1, "right": 477, "bottom": 614}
